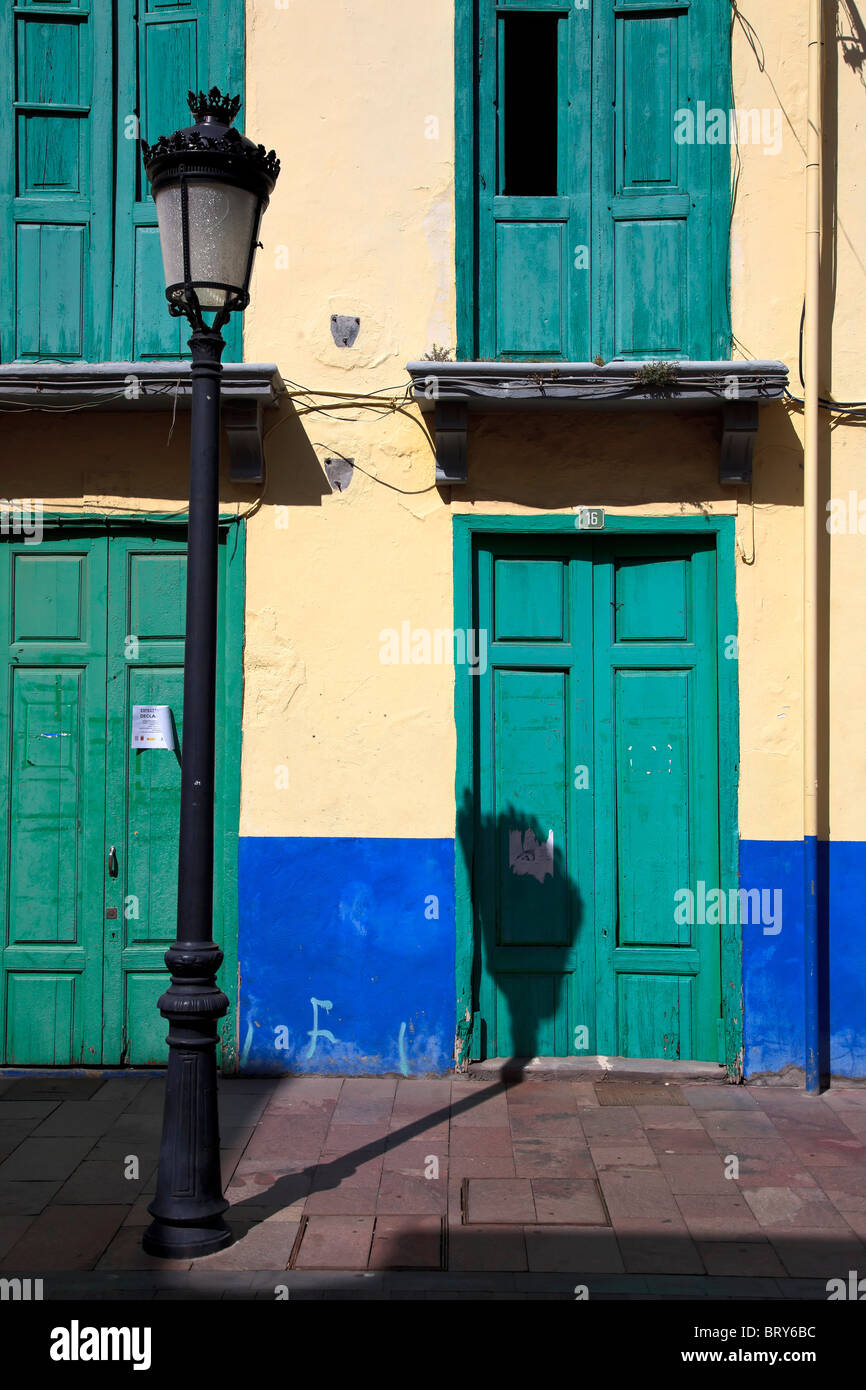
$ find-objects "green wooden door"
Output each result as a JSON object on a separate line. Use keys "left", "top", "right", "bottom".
{"left": 472, "top": 533, "right": 722, "bottom": 1062}
{"left": 0, "top": 525, "right": 238, "bottom": 1065}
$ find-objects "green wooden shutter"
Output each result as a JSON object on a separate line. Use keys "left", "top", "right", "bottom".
{"left": 460, "top": 0, "right": 730, "bottom": 362}
{"left": 476, "top": 0, "right": 591, "bottom": 362}
{"left": 591, "top": 0, "right": 728, "bottom": 361}
{"left": 1, "top": 1, "right": 245, "bottom": 365}
{"left": 0, "top": 0, "right": 113, "bottom": 362}
{"left": 112, "top": 0, "right": 244, "bottom": 362}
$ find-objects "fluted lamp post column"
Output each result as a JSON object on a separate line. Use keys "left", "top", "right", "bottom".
{"left": 140, "top": 88, "right": 279, "bottom": 1259}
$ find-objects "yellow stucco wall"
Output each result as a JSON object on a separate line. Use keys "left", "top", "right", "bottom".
{"left": 240, "top": 0, "right": 866, "bottom": 844}
{"left": 15, "top": 2, "right": 866, "bottom": 847}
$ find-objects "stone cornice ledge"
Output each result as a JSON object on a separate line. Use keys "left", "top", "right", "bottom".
{"left": 0, "top": 361, "right": 285, "bottom": 483}
{"left": 405, "top": 359, "right": 789, "bottom": 486}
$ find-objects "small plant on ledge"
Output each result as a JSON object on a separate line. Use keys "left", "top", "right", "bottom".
{"left": 634, "top": 360, "right": 679, "bottom": 389}
{"left": 421, "top": 344, "right": 453, "bottom": 362}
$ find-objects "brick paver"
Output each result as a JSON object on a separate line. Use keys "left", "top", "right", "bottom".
{"left": 0, "top": 1070, "right": 864, "bottom": 1296}
{"left": 465, "top": 1177, "right": 536, "bottom": 1224}
{"left": 449, "top": 1223, "right": 527, "bottom": 1271}
{"left": 293, "top": 1215, "right": 373, "bottom": 1270}
{"left": 368, "top": 1214, "right": 442, "bottom": 1269}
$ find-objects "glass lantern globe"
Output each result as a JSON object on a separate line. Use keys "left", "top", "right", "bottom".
{"left": 141, "top": 88, "right": 280, "bottom": 326}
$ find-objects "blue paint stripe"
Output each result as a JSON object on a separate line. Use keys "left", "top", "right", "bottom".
{"left": 237, "top": 837, "right": 455, "bottom": 1076}
{"left": 235, "top": 836, "right": 866, "bottom": 1079}
{"left": 740, "top": 839, "right": 866, "bottom": 1078}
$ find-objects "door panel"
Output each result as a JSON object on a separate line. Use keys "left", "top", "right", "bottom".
{"left": 475, "top": 540, "right": 595, "bottom": 1061}
{"left": 0, "top": 537, "right": 107, "bottom": 1064}
{"left": 494, "top": 670, "right": 570, "bottom": 946}
{"left": 593, "top": 538, "right": 720, "bottom": 1060}
{"left": 618, "top": 972, "right": 693, "bottom": 1061}
{"left": 113, "top": 662, "right": 185, "bottom": 1065}
{"left": 105, "top": 536, "right": 188, "bottom": 1065}
{"left": 472, "top": 533, "right": 722, "bottom": 1062}
{"left": 106, "top": 532, "right": 230, "bottom": 1067}
{"left": 614, "top": 669, "right": 691, "bottom": 949}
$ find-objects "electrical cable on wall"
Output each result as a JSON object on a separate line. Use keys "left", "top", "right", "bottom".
{"left": 789, "top": 300, "right": 866, "bottom": 413}
{"left": 728, "top": 3, "right": 866, "bottom": 418}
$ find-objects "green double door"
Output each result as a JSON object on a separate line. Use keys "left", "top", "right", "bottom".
{"left": 0, "top": 525, "right": 235, "bottom": 1066}
{"left": 473, "top": 533, "right": 722, "bottom": 1062}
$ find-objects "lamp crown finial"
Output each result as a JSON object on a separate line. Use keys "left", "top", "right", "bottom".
{"left": 187, "top": 87, "right": 241, "bottom": 125}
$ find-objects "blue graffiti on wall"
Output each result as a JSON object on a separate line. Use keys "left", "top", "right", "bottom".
{"left": 305, "top": 998, "right": 339, "bottom": 1058}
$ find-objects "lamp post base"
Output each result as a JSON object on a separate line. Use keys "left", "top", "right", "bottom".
{"left": 142, "top": 1216, "right": 233, "bottom": 1261}
{"left": 144, "top": 941, "right": 232, "bottom": 1261}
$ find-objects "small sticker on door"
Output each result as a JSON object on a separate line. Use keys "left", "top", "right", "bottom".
{"left": 508, "top": 828, "right": 554, "bottom": 884}
{"left": 131, "top": 705, "right": 175, "bottom": 750}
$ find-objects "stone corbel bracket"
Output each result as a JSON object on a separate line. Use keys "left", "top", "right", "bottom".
{"left": 406, "top": 361, "right": 789, "bottom": 487}
{"left": 432, "top": 400, "right": 469, "bottom": 486}
{"left": 719, "top": 401, "right": 761, "bottom": 486}
{"left": 0, "top": 361, "right": 285, "bottom": 485}
{"left": 221, "top": 403, "right": 265, "bottom": 483}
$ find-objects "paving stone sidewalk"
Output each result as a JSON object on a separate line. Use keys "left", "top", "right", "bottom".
{"left": 1, "top": 1071, "right": 865, "bottom": 1299}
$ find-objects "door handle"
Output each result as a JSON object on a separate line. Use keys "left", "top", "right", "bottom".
{"left": 108, "top": 845, "right": 118, "bottom": 878}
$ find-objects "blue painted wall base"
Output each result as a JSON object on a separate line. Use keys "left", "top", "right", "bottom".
{"left": 741, "top": 840, "right": 866, "bottom": 1079}
{"left": 236, "top": 836, "right": 866, "bottom": 1078}
{"left": 238, "top": 837, "right": 455, "bottom": 1075}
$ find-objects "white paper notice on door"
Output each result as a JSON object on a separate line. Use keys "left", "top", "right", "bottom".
{"left": 131, "top": 705, "right": 175, "bottom": 750}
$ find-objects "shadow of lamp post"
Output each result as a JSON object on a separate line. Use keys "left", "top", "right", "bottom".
{"left": 140, "top": 88, "right": 280, "bottom": 1258}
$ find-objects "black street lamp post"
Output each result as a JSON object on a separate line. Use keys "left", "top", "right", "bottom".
{"left": 140, "top": 89, "right": 279, "bottom": 1259}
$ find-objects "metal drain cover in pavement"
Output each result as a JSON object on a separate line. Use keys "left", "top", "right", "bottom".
{"left": 594, "top": 1083, "right": 685, "bottom": 1106}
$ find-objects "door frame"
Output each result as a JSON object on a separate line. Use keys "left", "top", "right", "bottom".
{"left": 453, "top": 513, "right": 741, "bottom": 1077}
{"left": 0, "top": 512, "right": 246, "bottom": 1071}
